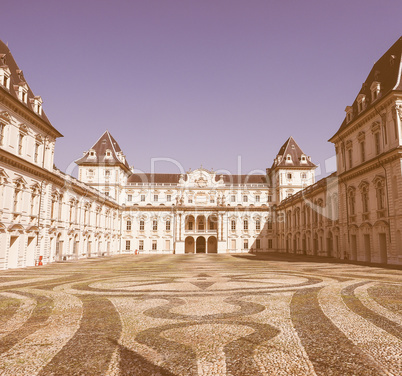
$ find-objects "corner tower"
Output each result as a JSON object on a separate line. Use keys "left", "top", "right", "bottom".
{"left": 75, "top": 130, "right": 131, "bottom": 202}
{"left": 268, "top": 136, "right": 316, "bottom": 202}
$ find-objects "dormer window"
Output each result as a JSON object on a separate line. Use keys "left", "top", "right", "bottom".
{"left": 105, "top": 149, "right": 112, "bottom": 158}
{"left": 88, "top": 149, "right": 96, "bottom": 158}
{"left": 15, "top": 83, "right": 28, "bottom": 103}
{"left": 345, "top": 106, "right": 353, "bottom": 123}
{"left": 370, "top": 81, "right": 381, "bottom": 102}
{"left": 286, "top": 154, "right": 292, "bottom": 163}
{"left": 30, "top": 96, "right": 43, "bottom": 115}
{"left": 0, "top": 66, "right": 11, "bottom": 90}
{"left": 357, "top": 94, "right": 366, "bottom": 113}
{"left": 300, "top": 154, "right": 307, "bottom": 163}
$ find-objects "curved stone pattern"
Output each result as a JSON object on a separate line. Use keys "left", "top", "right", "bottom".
{"left": 0, "top": 254, "right": 401, "bottom": 375}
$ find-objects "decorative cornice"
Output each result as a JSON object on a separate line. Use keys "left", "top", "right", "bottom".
{"left": 0, "top": 90, "right": 62, "bottom": 139}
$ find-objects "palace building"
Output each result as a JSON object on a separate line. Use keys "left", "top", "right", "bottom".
{"left": 0, "top": 37, "right": 402, "bottom": 268}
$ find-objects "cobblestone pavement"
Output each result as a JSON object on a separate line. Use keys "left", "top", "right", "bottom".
{"left": 0, "top": 254, "right": 401, "bottom": 376}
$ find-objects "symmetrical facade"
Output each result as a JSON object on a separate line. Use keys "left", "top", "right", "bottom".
{"left": 1, "top": 37, "right": 402, "bottom": 269}
{"left": 76, "top": 133, "right": 315, "bottom": 254}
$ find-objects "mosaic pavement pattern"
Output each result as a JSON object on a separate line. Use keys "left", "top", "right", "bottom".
{"left": 0, "top": 254, "right": 401, "bottom": 376}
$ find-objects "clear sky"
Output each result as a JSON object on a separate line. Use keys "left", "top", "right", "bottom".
{"left": 2, "top": 0, "right": 402, "bottom": 179}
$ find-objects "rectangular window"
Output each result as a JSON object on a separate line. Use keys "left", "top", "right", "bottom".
{"left": 153, "top": 220, "right": 158, "bottom": 231}
{"left": 152, "top": 240, "right": 157, "bottom": 250}
{"left": 267, "top": 195, "right": 272, "bottom": 203}
{"left": 374, "top": 132, "right": 381, "bottom": 155}
{"left": 267, "top": 221, "right": 273, "bottom": 230}
{"left": 127, "top": 194, "right": 132, "bottom": 202}
{"left": 18, "top": 134, "right": 23, "bottom": 155}
{"left": 244, "top": 240, "right": 248, "bottom": 249}
{"left": 244, "top": 220, "right": 248, "bottom": 230}
{"left": 210, "top": 198, "right": 215, "bottom": 203}
{"left": 166, "top": 220, "right": 171, "bottom": 231}
{"left": 360, "top": 142, "right": 365, "bottom": 162}
{"left": 165, "top": 240, "right": 170, "bottom": 250}
{"left": 287, "top": 173, "right": 292, "bottom": 180}
{"left": 255, "top": 220, "right": 260, "bottom": 230}
{"left": 140, "top": 220, "right": 144, "bottom": 231}
{"left": 268, "top": 239, "right": 273, "bottom": 249}
{"left": 34, "top": 143, "right": 39, "bottom": 163}
{"left": 139, "top": 240, "right": 144, "bottom": 250}
{"left": 188, "top": 198, "right": 193, "bottom": 203}
{"left": 243, "top": 195, "right": 248, "bottom": 202}
{"left": 154, "top": 194, "right": 158, "bottom": 202}
{"left": 256, "top": 239, "right": 261, "bottom": 249}
{"left": 231, "top": 239, "right": 236, "bottom": 250}
{"left": 301, "top": 173, "right": 306, "bottom": 179}
{"left": 141, "top": 195, "right": 145, "bottom": 202}
{"left": 188, "top": 221, "right": 193, "bottom": 230}
{"left": 125, "top": 240, "right": 131, "bottom": 251}
{"left": 0, "top": 123, "right": 4, "bottom": 146}
{"left": 167, "top": 194, "right": 171, "bottom": 202}
{"left": 231, "top": 220, "right": 236, "bottom": 231}
{"left": 348, "top": 149, "right": 353, "bottom": 169}
{"left": 255, "top": 195, "right": 260, "bottom": 202}
{"left": 231, "top": 195, "right": 236, "bottom": 202}
{"left": 126, "top": 220, "right": 131, "bottom": 231}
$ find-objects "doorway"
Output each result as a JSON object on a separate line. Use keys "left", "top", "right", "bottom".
{"left": 196, "top": 236, "right": 206, "bottom": 253}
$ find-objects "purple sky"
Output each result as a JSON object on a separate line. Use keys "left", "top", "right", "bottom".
{"left": 2, "top": 1, "right": 402, "bottom": 178}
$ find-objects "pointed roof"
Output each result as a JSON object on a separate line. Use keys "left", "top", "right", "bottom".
{"left": 330, "top": 36, "right": 402, "bottom": 141}
{"left": 0, "top": 40, "right": 62, "bottom": 138}
{"left": 75, "top": 130, "right": 131, "bottom": 173}
{"left": 270, "top": 136, "right": 316, "bottom": 169}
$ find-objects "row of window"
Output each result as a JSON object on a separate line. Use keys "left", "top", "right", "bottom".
{"left": 285, "top": 172, "right": 307, "bottom": 180}
{"left": 126, "top": 219, "right": 273, "bottom": 232}
{"left": 231, "top": 219, "right": 273, "bottom": 231}
{"left": 126, "top": 193, "right": 273, "bottom": 203}
{"left": 125, "top": 238, "right": 274, "bottom": 251}
{"left": 0, "top": 122, "right": 43, "bottom": 163}
{"left": 348, "top": 178, "right": 386, "bottom": 218}
{"left": 0, "top": 68, "right": 43, "bottom": 114}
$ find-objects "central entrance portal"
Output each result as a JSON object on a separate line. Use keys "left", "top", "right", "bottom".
{"left": 196, "top": 236, "right": 206, "bottom": 253}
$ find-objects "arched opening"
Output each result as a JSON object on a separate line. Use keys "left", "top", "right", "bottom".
{"left": 55, "top": 233, "right": 63, "bottom": 261}
{"left": 74, "top": 235, "right": 79, "bottom": 259}
{"left": 313, "top": 233, "right": 318, "bottom": 256}
{"left": 327, "top": 231, "right": 333, "bottom": 257}
{"left": 196, "top": 236, "right": 206, "bottom": 253}
{"left": 197, "top": 215, "right": 206, "bottom": 232}
{"left": 207, "top": 236, "right": 217, "bottom": 253}
{"left": 185, "top": 215, "right": 195, "bottom": 232}
{"left": 185, "top": 236, "right": 195, "bottom": 253}
{"left": 208, "top": 215, "right": 218, "bottom": 231}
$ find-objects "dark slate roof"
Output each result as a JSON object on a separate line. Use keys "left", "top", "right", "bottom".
{"left": 270, "top": 136, "right": 316, "bottom": 169}
{"left": 75, "top": 130, "right": 131, "bottom": 172}
{"left": 0, "top": 40, "right": 62, "bottom": 136}
{"left": 127, "top": 172, "right": 268, "bottom": 185}
{"left": 128, "top": 173, "right": 183, "bottom": 184}
{"left": 221, "top": 175, "right": 268, "bottom": 184}
{"left": 330, "top": 36, "right": 402, "bottom": 141}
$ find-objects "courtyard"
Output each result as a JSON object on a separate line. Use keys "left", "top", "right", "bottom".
{"left": 0, "top": 254, "right": 401, "bottom": 376}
